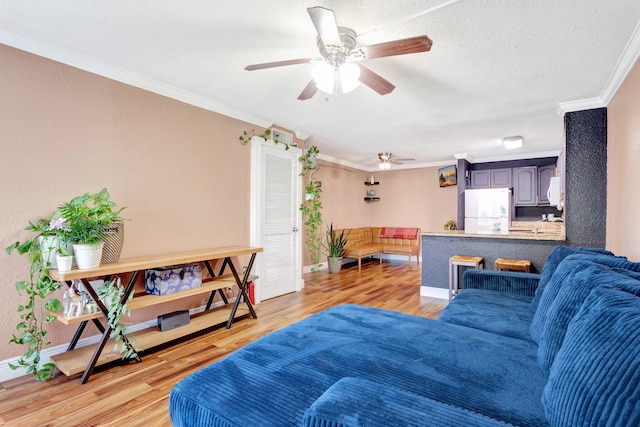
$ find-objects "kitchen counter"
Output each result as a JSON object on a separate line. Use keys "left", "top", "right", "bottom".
{"left": 421, "top": 223, "right": 566, "bottom": 298}
{"left": 422, "top": 229, "right": 566, "bottom": 241}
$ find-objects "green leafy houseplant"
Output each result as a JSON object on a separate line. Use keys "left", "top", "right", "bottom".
{"left": 97, "top": 278, "right": 139, "bottom": 360}
{"left": 5, "top": 217, "right": 63, "bottom": 380}
{"left": 6, "top": 188, "right": 127, "bottom": 380}
{"left": 58, "top": 188, "right": 126, "bottom": 245}
{"left": 299, "top": 145, "right": 323, "bottom": 267}
{"left": 323, "top": 222, "right": 352, "bottom": 258}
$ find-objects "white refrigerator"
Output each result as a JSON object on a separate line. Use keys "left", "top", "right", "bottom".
{"left": 464, "top": 188, "right": 511, "bottom": 234}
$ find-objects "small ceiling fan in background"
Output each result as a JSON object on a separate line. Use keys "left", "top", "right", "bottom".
{"left": 244, "top": 6, "right": 432, "bottom": 100}
{"left": 373, "top": 152, "right": 416, "bottom": 169}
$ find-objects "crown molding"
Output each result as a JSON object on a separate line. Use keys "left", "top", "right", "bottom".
{"left": 471, "top": 150, "right": 562, "bottom": 164}
{"left": 0, "top": 29, "right": 272, "bottom": 128}
{"left": 556, "top": 19, "right": 640, "bottom": 115}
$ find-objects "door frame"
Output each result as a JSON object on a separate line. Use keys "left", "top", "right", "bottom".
{"left": 249, "top": 136, "right": 303, "bottom": 303}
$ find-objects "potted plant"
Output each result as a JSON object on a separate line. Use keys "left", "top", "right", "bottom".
{"left": 48, "top": 217, "right": 73, "bottom": 272}
{"left": 323, "top": 222, "right": 352, "bottom": 274}
{"left": 5, "top": 217, "right": 64, "bottom": 380}
{"left": 58, "top": 188, "right": 125, "bottom": 269}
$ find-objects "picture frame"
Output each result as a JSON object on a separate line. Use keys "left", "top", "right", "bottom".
{"left": 438, "top": 165, "right": 457, "bottom": 187}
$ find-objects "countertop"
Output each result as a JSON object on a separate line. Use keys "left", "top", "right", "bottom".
{"left": 422, "top": 229, "right": 566, "bottom": 241}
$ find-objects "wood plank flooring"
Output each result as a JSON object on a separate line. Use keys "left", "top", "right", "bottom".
{"left": 0, "top": 260, "right": 445, "bottom": 426}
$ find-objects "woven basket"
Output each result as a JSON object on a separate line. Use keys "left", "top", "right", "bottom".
{"left": 101, "top": 222, "right": 124, "bottom": 264}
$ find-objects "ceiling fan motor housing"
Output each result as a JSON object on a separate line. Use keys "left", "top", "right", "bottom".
{"left": 317, "top": 27, "right": 359, "bottom": 66}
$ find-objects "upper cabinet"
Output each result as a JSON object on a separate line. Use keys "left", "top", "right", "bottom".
{"left": 470, "top": 168, "right": 512, "bottom": 188}
{"left": 513, "top": 166, "right": 537, "bottom": 206}
{"left": 537, "top": 165, "right": 556, "bottom": 205}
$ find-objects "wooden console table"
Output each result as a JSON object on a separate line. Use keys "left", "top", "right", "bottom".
{"left": 49, "top": 245, "right": 262, "bottom": 384}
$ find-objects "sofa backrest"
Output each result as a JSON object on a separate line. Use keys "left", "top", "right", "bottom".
{"left": 542, "top": 285, "right": 640, "bottom": 426}
{"left": 529, "top": 246, "right": 615, "bottom": 312}
{"left": 337, "top": 227, "right": 373, "bottom": 247}
{"left": 530, "top": 256, "right": 640, "bottom": 373}
{"left": 371, "top": 227, "right": 420, "bottom": 246}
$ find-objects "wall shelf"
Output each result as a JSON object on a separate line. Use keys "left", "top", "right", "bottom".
{"left": 364, "top": 197, "right": 380, "bottom": 202}
{"left": 364, "top": 181, "right": 379, "bottom": 186}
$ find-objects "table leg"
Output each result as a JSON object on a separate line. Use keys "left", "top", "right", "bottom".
{"left": 79, "top": 271, "right": 140, "bottom": 384}
{"left": 225, "top": 253, "right": 258, "bottom": 329}
{"left": 203, "top": 260, "right": 228, "bottom": 307}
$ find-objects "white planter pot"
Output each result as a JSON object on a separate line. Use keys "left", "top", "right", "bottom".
{"left": 73, "top": 242, "right": 104, "bottom": 270}
{"left": 39, "top": 236, "right": 74, "bottom": 269}
{"left": 56, "top": 255, "right": 74, "bottom": 272}
{"left": 328, "top": 256, "right": 343, "bottom": 274}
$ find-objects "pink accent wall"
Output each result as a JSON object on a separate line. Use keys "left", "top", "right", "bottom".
{"left": 607, "top": 58, "right": 640, "bottom": 261}
{"left": 0, "top": 44, "right": 256, "bottom": 360}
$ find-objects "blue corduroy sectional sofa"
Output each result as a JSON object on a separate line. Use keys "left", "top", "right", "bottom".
{"left": 169, "top": 246, "right": 640, "bottom": 426}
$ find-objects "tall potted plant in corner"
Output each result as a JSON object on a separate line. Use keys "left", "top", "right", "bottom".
{"left": 323, "top": 222, "right": 351, "bottom": 274}
{"left": 58, "top": 188, "right": 125, "bottom": 270}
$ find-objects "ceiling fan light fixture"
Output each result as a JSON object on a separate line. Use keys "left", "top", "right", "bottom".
{"left": 312, "top": 62, "right": 334, "bottom": 94}
{"left": 339, "top": 62, "right": 360, "bottom": 93}
{"left": 379, "top": 162, "right": 391, "bottom": 170}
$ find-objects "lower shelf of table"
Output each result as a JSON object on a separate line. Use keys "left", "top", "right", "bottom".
{"left": 51, "top": 305, "right": 251, "bottom": 376}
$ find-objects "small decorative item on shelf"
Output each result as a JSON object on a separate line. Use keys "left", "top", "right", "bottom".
{"left": 368, "top": 189, "right": 376, "bottom": 197}
{"left": 444, "top": 220, "right": 457, "bottom": 230}
{"left": 370, "top": 174, "right": 375, "bottom": 184}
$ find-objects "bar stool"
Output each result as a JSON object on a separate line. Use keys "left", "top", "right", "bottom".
{"left": 449, "top": 255, "right": 484, "bottom": 301}
{"left": 495, "top": 258, "right": 531, "bottom": 273}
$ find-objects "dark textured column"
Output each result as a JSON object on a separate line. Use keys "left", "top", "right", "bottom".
{"left": 564, "top": 108, "right": 607, "bottom": 248}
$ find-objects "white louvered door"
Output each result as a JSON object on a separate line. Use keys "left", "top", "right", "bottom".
{"left": 250, "top": 137, "right": 302, "bottom": 302}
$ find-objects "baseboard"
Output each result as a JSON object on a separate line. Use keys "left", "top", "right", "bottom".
{"left": 420, "top": 286, "right": 449, "bottom": 300}
{"left": 302, "top": 253, "right": 421, "bottom": 275}
{"left": 303, "top": 262, "right": 328, "bottom": 274}
{"left": 0, "top": 300, "right": 231, "bottom": 383}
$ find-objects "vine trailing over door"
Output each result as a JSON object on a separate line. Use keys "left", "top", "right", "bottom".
{"left": 238, "top": 128, "right": 322, "bottom": 271}
{"left": 299, "top": 145, "right": 322, "bottom": 269}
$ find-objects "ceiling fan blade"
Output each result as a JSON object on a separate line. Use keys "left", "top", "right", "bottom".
{"left": 357, "top": 64, "right": 395, "bottom": 95}
{"left": 245, "top": 58, "right": 314, "bottom": 71}
{"left": 359, "top": 35, "right": 432, "bottom": 60}
{"left": 392, "top": 157, "right": 416, "bottom": 162}
{"left": 297, "top": 80, "right": 318, "bottom": 100}
{"left": 307, "top": 6, "right": 341, "bottom": 48}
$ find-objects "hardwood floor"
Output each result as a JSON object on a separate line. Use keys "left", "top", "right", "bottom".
{"left": 0, "top": 260, "right": 445, "bottom": 426}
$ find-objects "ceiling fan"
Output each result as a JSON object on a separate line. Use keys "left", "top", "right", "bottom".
{"left": 374, "top": 152, "right": 416, "bottom": 169}
{"left": 244, "top": 6, "right": 432, "bottom": 100}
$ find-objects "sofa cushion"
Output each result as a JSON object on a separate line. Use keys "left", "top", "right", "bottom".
{"left": 529, "top": 246, "right": 614, "bottom": 313}
{"left": 529, "top": 252, "right": 624, "bottom": 344}
{"left": 170, "top": 304, "right": 548, "bottom": 427}
{"left": 303, "top": 377, "right": 515, "bottom": 427}
{"left": 542, "top": 286, "right": 640, "bottom": 426}
{"left": 535, "top": 260, "right": 640, "bottom": 373}
{"left": 344, "top": 243, "right": 383, "bottom": 257}
{"left": 438, "top": 289, "right": 534, "bottom": 341}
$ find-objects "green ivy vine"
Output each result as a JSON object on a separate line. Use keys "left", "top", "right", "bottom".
{"left": 238, "top": 129, "right": 323, "bottom": 273}
{"left": 97, "top": 278, "right": 139, "bottom": 360}
{"left": 299, "top": 145, "right": 323, "bottom": 268}
{"left": 5, "top": 221, "right": 62, "bottom": 381}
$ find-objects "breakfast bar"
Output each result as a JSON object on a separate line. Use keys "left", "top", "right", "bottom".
{"left": 421, "top": 227, "right": 565, "bottom": 298}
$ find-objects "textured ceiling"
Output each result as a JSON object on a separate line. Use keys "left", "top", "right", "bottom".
{"left": 1, "top": 0, "right": 639, "bottom": 169}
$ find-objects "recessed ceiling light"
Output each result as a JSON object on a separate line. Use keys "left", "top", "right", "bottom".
{"left": 503, "top": 136, "right": 523, "bottom": 149}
